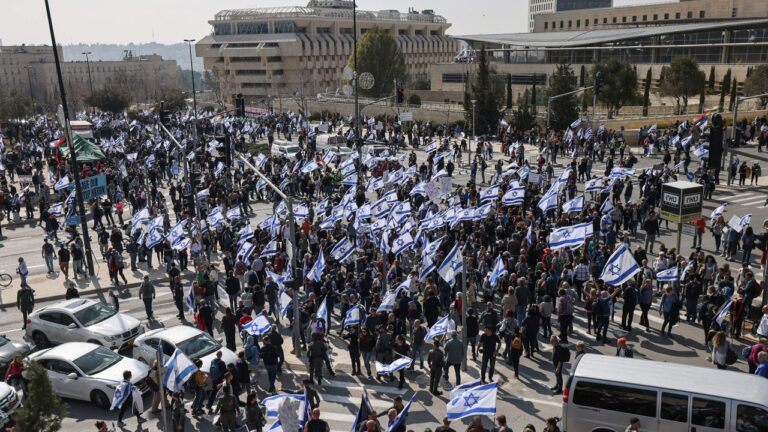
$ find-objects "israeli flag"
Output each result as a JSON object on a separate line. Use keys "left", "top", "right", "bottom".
{"left": 256, "top": 178, "right": 267, "bottom": 192}
{"left": 739, "top": 214, "right": 752, "bottom": 228}
{"left": 392, "top": 232, "right": 415, "bottom": 256}
{"left": 172, "top": 238, "right": 191, "bottom": 251}
{"left": 647, "top": 124, "right": 657, "bottom": 134}
{"left": 330, "top": 237, "right": 355, "bottom": 263}
{"left": 110, "top": 381, "right": 133, "bottom": 411}
{"left": 145, "top": 154, "right": 156, "bottom": 167}
{"left": 537, "top": 186, "right": 558, "bottom": 213}
{"left": 262, "top": 394, "right": 305, "bottom": 418}
{"left": 570, "top": 119, "right": 582, "bottom": 129}
{"left": 54, "top": 175, "right": 71, "bottom": 191}
{"left": 259, "top": 240, "right": 279, "bottom": 258}
{"left": 145, "top": 228, "right": 165, "bottom": 249}
{"left": 322, "top": 151, "right": 337, "bottom": 165}
{"left": 238, "top": 241, "right": 257, "bottom": 264}
{"left": 599, "top": 244, "right": 640, "bottom": 286}
{"left": 422, "top": 236, "right": 444, "bottom": 257}
{"left": 48, "top": 202, "right": 64, "bottom": 217}
{"left": 377, "top": 289, "right": 399, "bottom": 313}
{"left": 488, "top": 255, "right": 507, "bottom": 287}
{"left": 584, "top": 178, "right": 604, "bottom": 193}
{"left": 526, "top": 225, "right": 535, "bottom": 246}
{"left": 438, "top": 243, "right": 464, "bottom": 287}
{"left": 610, "top": 167, "right": 635, "bottom": 178}
{"left": 167, "top": 221, "right": 186, "bottom": 244}
{"left": 450, "top": 379, "right": 482, "bottom": 401}
{"left": 342, "top": 304, "right": 366, "bottom": 328}
{"left": 185, "top": 282, "right": 196, "bottom": 311}
{"left": 480, "top": 184, "right": 500, "bottom": 203}
{"left": 710, "top": 203, "right": 726, "bottom": 220}
{"left": 424, "top": 141, "right": 438, "bottom": 153}
{"left": 131, "top": 208, "right": 150, "bottom": 227}
{"left": 162, "top": 349, "right": 197, "bottom": 393}
{"left": 383, "top": 189, "right": 399, "bottom": 204}
{"left": 446, "top": 382, "right": 498, "bottom": 420}
{"left": 425, "top": 315, "right": 456, "bottom": 343}
{"left": 376, "top": 357, "right": 413, "bottom": 375}
{"left": 673, "top": 160, "right": 685, "bottom": 172}
{"left": 342, "top": 174, "right": 358, "bottom": 187}
{"left": 693, "top": 145, "right": 709, "bottom": 158}
{"left": 279, "top": 290, "right": 293, "bottom": 318}
{"left": 301, "top": 161, "right": 320, "bottom": 173}
{"left": 502, "top": 186, "right": 525, "bottom": 206}
{"left": 242, "top": 313, "right": 272, "bottom": 335}
{"left": 548, "top": 222, "right": 593, "bottom": 251}
{"left": 410, "top": 182, "right": 427, "bottom": 197}
{"left": 207, "top": 208, "right": 226, "bottom": 228}
{"left": 419, "top": 256, "right": 436, "bottom": 282}
{"left": 386, "top": 396, "right": 415, "bottom": 432}
{"left": 341, "top": 163, "right": 357, "bottom": 177}
{"left": 562, "top": 195, "right": 585, "bottom": 213}
{"left": 367, "top": 177, "right": 385, "bottom": 192}
{"left": 474, "top": 203, "right": 493, "bottom": 220}
{"left": 656, "top": 266, "right": 678, "bottom": 282}
{"left": 715, "top": 300, "right": 733, "bottom": 326}
{"left": 226, "top": 207, "right": 241, "bottom": 221}
{"left": 215, "top": 161, "right": 225, "bottom": 177}
{"left": 195, "top": 188, "right": 210, "bottom": 201}
{"left": 316, "top": 296, "right": 329, "bottom": 324}
{"left": 307, "top": 249, "right": 326, "bottom": 282}
{"left": 600, "top": 197, "right": 614, "bottom": 214}
{"left": 681, "top": 135, "right": 693, "bottom": 148}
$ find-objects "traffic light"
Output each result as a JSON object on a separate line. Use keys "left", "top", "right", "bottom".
{"left": 235, "top": 93, "right": 245, "bottom": 117}
{"left": 594, "top": 72, "right": 602, "bottom": 96}
{"left": 159, "top": 101, "right": 170, "bottom": 124}
{"left": 396, "top": 83, "right": 405, "bottom": 104}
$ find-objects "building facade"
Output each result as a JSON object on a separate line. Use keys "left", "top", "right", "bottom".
{"left": 532, "top": 0, "right": 768, "bottom": 32}
{"left": 0, "top": 45, "right": 177, "bottom": 111}
{"left": 529, "top": 0, "right": 612, "bottom": 32}
{"left": 196, "top": 0, "right": 457, "bottom": 104}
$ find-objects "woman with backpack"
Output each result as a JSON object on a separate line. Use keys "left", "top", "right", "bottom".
{"left": 711, "top": 331, "right": 736, "bottom": 369}
{"left": 659, "top": 286, "right": 680, "bottom": 337}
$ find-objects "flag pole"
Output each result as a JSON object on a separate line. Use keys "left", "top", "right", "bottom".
{"left": 155, "top": 349, "right": 169, "bottom": 430}
{"left": 460, "top": 255, "right": 468, "bottom": 372}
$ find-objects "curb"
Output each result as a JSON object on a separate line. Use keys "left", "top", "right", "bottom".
{"left": 30, "top": 276, "right": 171, "bottom": 303}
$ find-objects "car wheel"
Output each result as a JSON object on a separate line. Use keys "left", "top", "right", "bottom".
{"left": 87, "top": 340, "right": 102, "bottom": 346}
{"left": 91, "top": 390, "right": 111, "bottom": 410}
{"left": 32, "top": 332, "right": 50, "bottom": 348}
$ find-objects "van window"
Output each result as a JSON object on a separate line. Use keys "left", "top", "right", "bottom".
{"left": 661, "top": 393, "right": 688, "bottom": 422}
{"left": 573, "top": 380, "right": 657, "bottom": 417}
{"left": 692, "top": 397, "right": 725, "bottom": 429}
{"left": 736, "top": 404, "right": 768, "bottom": 432}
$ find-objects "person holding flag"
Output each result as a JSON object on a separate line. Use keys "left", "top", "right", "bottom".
{"left": 112, "top": 370, "right": 145, "bottom": 427}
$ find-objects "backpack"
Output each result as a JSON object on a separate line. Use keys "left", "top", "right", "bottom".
{"left": 511, "top": 336, "right": 523, "bottom": 351}
{"left": 742, "top": 345, "right": 753, "bottom": 360}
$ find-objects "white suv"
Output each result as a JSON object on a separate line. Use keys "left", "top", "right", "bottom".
{"left": 25, "top": 299, "right": 143, "bottom": 350}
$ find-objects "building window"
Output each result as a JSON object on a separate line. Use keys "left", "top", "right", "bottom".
{"left": 594, "top": 18, "right": 598, "bottom": 25}
{"left": 552, "top": 21, "right": 556, "bottom": 28}
{"left": 441, "top": 73, "right": 466, "bottom": 83}
{"left": 544, "top": 22, "right": 548, "bottom": 29}
{"left": 236, "top": 22, "right": 268, "bottom": 34}
{"left": 675, "top": 12, "right": 681, "bottom": 19}
{"left": 568, "top": 20, "right": 572, "bottom": 28}
{"left": 576, "top": 19, "right": 580, "bottom": 27}
{"left": 653, "top": 14, "right": 658, "bottom": 20}
{"left": 560, "top": 21, "right": 564, "bottom": 28}
{"left": 632, "top": 16, "right": 637, "bottom": 22}
{"left": 316, "top": 27, "right": 331, "bottom": 33}
{"left": 687, "top": 11, "right": 693, "bottom": 19}
{"left": 585, "top": 19, "right": 589, "bottom": 27}
{"left": 732, "top": 8, "right": 737, "bottom": 17}
{"left": 664, "top": 13, "right": 669, "bottom": 19}
{"left": 340, "top": 28, "right": 352, "bottom": 34}
{"left": 699, "top": 11, "right": 705, "bottom": 18}
{"left": 430, "top": 30, "right": 438, "bottom": 35}
{"left": 267, "top": 56, "right": 282, "bottom": 62}
{"left": 273, "top": 21, "right": 295, "bottom": 33}
{"left": 642, "top": 15, "right": 647, "bottom": 21}
{"left": 612, "top": 17, "right": 617, "bottom": 23}
{"left": 622, "top": 16, "right": 627, "bottom": 23}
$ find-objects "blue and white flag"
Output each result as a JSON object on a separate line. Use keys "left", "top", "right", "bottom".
{"left": 599, "top": 244, "right": 640, "bottom": 286}
{"left": 600, "top": 197, "right": 614, "bottom": 214}
{"left": 710, "top": 203, "right": 726, "bottom": 220}
{"left": 474, "top": 203, "right": 493, "bottom": 220}
{"left": 207, "top": 208, "right": 226, "bottom": 228}
{"left": 647, "top": 124, "right": 657, "bottom": 134}
{"left": 342, "top": 304, "right": 366, "bottom": 328}
{"left": 673, "top": 160, "right": 685, "bottom": 172}
{"left": 562, "top": 195, "right": 585, "bottom": 213}
{"left": 226, "top": 207, "right": 241, "bottom": 221}
{"left": 215, "top": 161, "right": 225, "bottom": 177}
{"left": 48, "top": 202, "right": 64, "bottom": 217}
{"left": 548, "top": 222, "right": 593, "bottom": 251}
{"left": 584, "top": 177, "right": 604, "bottom": 193}
{"left": 570, "top": 119, "right": 582, "bottom": 129}
{"left": 422, "top": 235, "right": 444, "bottom": 258}
{"left": 377, "top": 289, "right": 399, "bottom": 313}
{"left": 438, "top": 243, "right": 463, "bottom": 287}
{"left": 502, "top": 186, "right": 525, "bottom": 206}
{"left": 195, "top": 188, "right": 210, "bottom": 201}
{"left": 54, "top": 175, "right": 71, "bottom": 191}
{"left": 424, "top": 315, "right": 456, "bottom": 343}
{"left": 610, "top": 167, "right": 635, "bottom": 179}
{"left": 243, "top": 313, "right": 272, "bottom": 335}
{"left": 145, "top": 228, "right": 165, "bottom": 249}
{"left": 376, "top": 357, "right": 413, "bottom": 375}
{"left": 446, "top": 382, "right": 498, "bottom": 420}
{"left": 259, "top": 240, "right": 279, "bottom": 258}
{"left": 450, "top": 379, "right": 482, "bottom": 401}
{"left": 419, "top": 255, "right": 436, "bottom": 282}
{"left": 693, "top": 145, "right": 709, "bottom": 159}
{"left": 681, "top": 135, "right": 693, "bottom": 148}
{"left": 185, "top": 282, "right": 196, "bottom": 311}
{"left": 488, "top": 255, "right": 507, "bottom": 287}
{"left": 424, "top": 141, "right": 438, "bottom": 153}
{"left": 316, "top": 296, "right": 328, "bottom": 324}
{"left": 279, "top": 290, "right": 293, "bottom": 318}
{"left": 387, "top": 396, "right": 415, "bottom": 432}
{"left": 739, "top": 213, "right": 752, "bottom": 228}
{"left": 479, "top": 184, "right": 500, "bottom": 203}
{"left": 307, "top": 249, "right": 326, "bottom": 282}
{"left": 110, "top": 381, "right": 134, "bottom": 410}
{"left": 526, "top": 225, "right": 535, "bottom": 246}
{"left": 162, "top": 349, "right": 197, "bottom": 393}
{"left": 301, "top": 160, "right": 320, "bottom": 173}
{"left": 715, "top": 300, "right": 733, "bottom": 325}
{"left": 371, "top": 198, "right": 390, "bottom": 218}
{"left": 262, "top": 394, "right": 305, "bottom": 418}
{"left": 656, "top": 266, "right": 678, "bottom": 283}
{"left": 537, "top": 185, "right": 558, "bottom": 213}
{"left": 172, "top": 238, "right": 191, "bottom": 251}
{"left": 342, "top": 174, "right": 358, "bottom": 187}
{"left": 330, "top": 237, "right": 355, "bottom": 263}
{"left": 237, "top": 241, "right": 258, "bottom": 264}
{"left": 392, "top": 232, "right": 415, "bottom": 256}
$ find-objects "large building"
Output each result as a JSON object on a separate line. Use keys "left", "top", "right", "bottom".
{"left": 532, "top": 0, "right": 768, "bottom": 32}
{"left": 529, "top": 0, "right": 613, "bottom": 32}
{"left": 196, "top": 0, "right": 457, "bottom": 103}
{"left": 0, "top": 45, "right": 177, "bottom": 110}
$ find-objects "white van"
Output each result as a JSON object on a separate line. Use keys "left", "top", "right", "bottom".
{"left": 270, "top": 140, "right": 301, "bottom": 160}
{"left": 563, "top": 354, "right": 768, "bottom": 432}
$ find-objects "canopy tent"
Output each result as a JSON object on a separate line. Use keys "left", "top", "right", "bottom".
{"left": 57, "top": 135, "right": 106, "bottom": 162}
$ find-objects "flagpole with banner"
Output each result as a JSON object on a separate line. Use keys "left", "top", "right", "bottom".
{"left": 156, "top": 349, "right": 169, "bottom": 430}
{"left": 460, "top": 254, "right": 468, "bottom": 372}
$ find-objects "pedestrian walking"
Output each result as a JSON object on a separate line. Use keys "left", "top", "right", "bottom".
{"left": 479, "top": 325, "right": 500, "bottom": 383}
{"left": 138, "top": 275, "right": 156, "bottom": 320}
{"left": 16, "top": 285, "right": 34, "bottom": 330}
{"left": 16, "top": 257, "right": 30, "bottom": 289}
{"left": 58, "top": 243, "right": 70, "bottom": 279}
{"left": 550, "top": 335, "right": 570, "bottom": 395}
{"left": 41, "top": 239, "right": 56, "bottom": 274}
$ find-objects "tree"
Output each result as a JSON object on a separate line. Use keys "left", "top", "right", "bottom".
{"left": 85, "top": 87, "right": 130, "bottom": 113}
{"left": 579, "top": 65, "right": 586, "bottom": 88}
{"left": 15, "top": 362, "right": 66, "bottom": 432}
{"left": 158, "top": 89, "right": 188, "bottom": 113}
{"left": 659, "top": 56, "right": 705, "bottom": 115}
{"left": 642, "top": 68, "right": 652, "bottom": 117}
{"left": 548, "top": 62, "right": 579, "bottom": 131}
{"left": 203, "top": 69, "right": 223, "bottom": 104}
{"left": 531, "top": 74, "right": 538, "bottom": 115}
{"left": 407, "top": 94, "right": 421, "bottom": 107}
{"left": 719, "top": 68, "right": 731, "bottom": 112}
{"left": 743, "top": 65, "right": 768, "bottom": 108}
{"left": 463, "top": 91, "right": 473, "bottom": 131}
{"left": 506, "top": 74, "right": 513, "bottom": 109}
{"left": 707, "top": 66, "right": 716, "bottom": 92}
{"left": 349, "top": 27, "right": 406, "bottom": 98}
{"left": 729, "top": 77, "right": 738, "bottom": 111}
{"left": 513, "top": 89, "right": 535, "bottom": 131}
{"left": 698, "top": 80, "right": 706, "bottom": 113}
{"left": 591, "top": 59, "right": 639, "bottom": 118}
{"left": 0, "top": 89, "right": 33, "bottom": 121}
{"left": 464, "top": 46, "right": 504, "bottom": 136}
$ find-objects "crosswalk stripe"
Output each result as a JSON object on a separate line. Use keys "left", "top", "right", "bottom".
{"left": 322, "top": 394, "right": 393, "bottom": 407}
{"left": 729, "top": 194, "right": 763, "bottom": 203}
{"left": 737, "top": 199, "right": 766, "bottom": 207}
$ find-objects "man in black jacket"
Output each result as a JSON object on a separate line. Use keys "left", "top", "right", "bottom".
{"left": 427, "top": 343, "right": 445, "bottom": 395}
{"left": 621, "top": 283, "right": 639, "bottom": 331}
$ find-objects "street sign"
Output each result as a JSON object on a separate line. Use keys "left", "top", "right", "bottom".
{"left": 77, "top": 174, "right": 108, "bottom": 201}
{"left": 66, "top": 215, "right": 81, "bottom": 225}
{"left": 399, "top": 112, "right": 413, "bottom": 122}
{"left": 660, "top": 181, "right": 703, "bottom": 223}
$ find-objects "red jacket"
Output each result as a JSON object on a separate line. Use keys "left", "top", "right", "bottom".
{"left": 4, "top": 360, "right": 23, "bottom": 380}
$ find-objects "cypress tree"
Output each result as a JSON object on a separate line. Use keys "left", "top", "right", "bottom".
{"left": 642, "top": 68, "right": 652, "bottom": 117}
{"left": 15, "top": 362, "right": 66, "bottom": 432}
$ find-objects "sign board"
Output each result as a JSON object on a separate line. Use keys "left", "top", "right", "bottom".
{"left": 318, "top": 124, "right": 329, "bottom": 133}
{"left": 17, "top": 174, "right": 33, "bottom": 187}
{"left": 727, "top": 215, "right": 743, "bottom": 232}
{"left": 399, "top": 112, "right": 413, "bottom": 122}
{"left": 424, "top": 181, "right": 440, "bottom": 204}
{"left": 660, "top": 181, "right": 703, "bottom": 223}
{"left": 78, "top": 175, "right": 108, "bottom": 201}
{"left": 66, "top": 215, "right": 81, "bottom": 226}
{"left": 440, "top": 177, "right": 453, "bottom": 196}
{"left": 528, "top": 173, "right": 541, "bottom": 185}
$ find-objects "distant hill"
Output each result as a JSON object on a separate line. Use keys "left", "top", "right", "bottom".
{"left": 61, "top": 43, "right": 204, "bottom": 71}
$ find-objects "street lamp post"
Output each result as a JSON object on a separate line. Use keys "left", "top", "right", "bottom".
{"left": 184, "top": 39, "right": 199, "bottom": 145}
{"left": 82, "top": 51, "right": 94, "bottom": 93}
{"left": 352, "top": 0, "right": 361, "bottom": 154}
{"left": 44, "top": 0, "right": 95, "bottom": 276}
{"left": 470, "top": 99, "right": 476, "bottom": 168}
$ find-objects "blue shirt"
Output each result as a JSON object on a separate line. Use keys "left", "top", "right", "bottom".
{"left": 755, "top": 361, "right": 768, "bottom": 378}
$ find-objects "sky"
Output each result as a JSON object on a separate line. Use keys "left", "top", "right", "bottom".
{"left": 2, "top": 0, "right": 675, "bottom": 45}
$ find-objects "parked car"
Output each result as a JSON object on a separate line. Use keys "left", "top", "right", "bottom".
{"left": 0, "top": 335, "right": 30, "bottom": 376}
{"left": 131, "top": 326, "right": 236, "bottom": 373}
{"left": 270, "top": 141, "right": 301, "bottom": 160}
{"left": 25, "top": 299, "right": 143, "bottom": 350}
{"left": 26, "top": 342, "right": 149, "bottom": 409}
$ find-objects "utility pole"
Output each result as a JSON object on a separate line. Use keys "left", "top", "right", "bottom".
{"left": 45, "top": 0, "right": 95, "bottom": 276}
{"left": 460, "top": 255, "right": 468, "bottom": 372}
{"left": 184, "top": 39, "right": 199, "bottom": 146}
{"left": 352, "top": 0, "right": 360, "bottom": 154}
{"left": 82, "top": 51, "right": 94, "bottom": 93}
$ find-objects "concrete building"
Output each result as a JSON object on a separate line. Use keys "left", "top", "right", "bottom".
{"left": 196, "top": 0, "right": 457, "bottom": 104}
{"left": 529, "top": 0, "right": 612, "bottom": 32}
{"left": 0, "top": 45, "right": 177, "bottom": 110}
{"left": 532, "top": 0, "right": 768, "bottom": 32}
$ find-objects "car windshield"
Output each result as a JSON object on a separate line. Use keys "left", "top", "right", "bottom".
{"left": 74, "top": 303, "right": 117, "bottom": 327}
{"left": 176, "top": 332, "right": 221, "bottom": 359}
{"left": 0, "top": 336, "right": 8, "bottom": 347}
{"left": 73, "top": 346, "right": 122, "bottom": 376}
{"left": 287, "top": 147, "right": 300, "bottom": 154}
